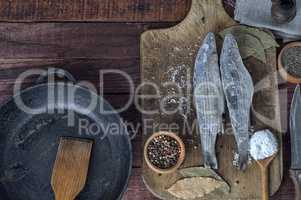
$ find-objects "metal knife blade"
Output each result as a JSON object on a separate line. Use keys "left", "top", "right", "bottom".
{"left": 290, "top": 84, "right": 301, "bottom": 170}
{"left": 220, "top": 34, "right": 254, "bottom": 170}
{"left": 290, "top": 84, "right": 301, "bottom": 200}
{"left": 193, "top": 32, "right": 224, "bottom": 169}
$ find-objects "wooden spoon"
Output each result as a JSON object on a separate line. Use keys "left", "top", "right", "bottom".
{"left": 256, "top": 153, "right": 278, "bottom": 200}
{"left": 250, "top": 130, "right": 278, "bottom": 200}
{"left": 51, "top": 137, "right": 93, "bottom": 200}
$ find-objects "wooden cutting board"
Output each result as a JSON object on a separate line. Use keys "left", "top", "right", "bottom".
{"left": 140, "top": 0, "right": 283, "bottom": 199}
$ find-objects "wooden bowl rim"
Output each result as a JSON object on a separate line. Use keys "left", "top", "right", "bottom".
{"left": 144, "top": 131, "right": 186, "bottom": 174}
{"left": 278, "top": 41, "right": 301, "bottom": 84}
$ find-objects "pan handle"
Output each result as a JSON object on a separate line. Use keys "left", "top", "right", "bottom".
{"left": 36, "top": 68, "right": 76, "bottom": 85}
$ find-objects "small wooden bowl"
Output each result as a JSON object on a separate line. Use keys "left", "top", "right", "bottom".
{"left": 278, "top": 42, "right": 301, "bottom": 84}
{"left": 144, "top": 131, "right": 185, "bottom": 174}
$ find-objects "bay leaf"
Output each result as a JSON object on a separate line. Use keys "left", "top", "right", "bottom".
{"left": 219, "top": 26, "right": 278, "bottom": 49}
{"left": 167, "top": 177, "right": 229, "bottom": 200}
{"left": 238, "top": 27, "right": 278, "bottom": 49}
{"left": 179, "top": 167, "right": 221, "bottom": 180}
{"left": 219, "top": 25, "right": 279, "bottom": 63}
{"left": 236, "top": 34, "right": 266, "bottom": 63}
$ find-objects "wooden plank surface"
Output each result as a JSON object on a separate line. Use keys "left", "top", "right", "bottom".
{"left": 140, "top": 0, "right": 283, "bottom": 199}
{"left": 0, "top": 0, "right": 190, "bottom": 22}
{"left": 0, "top": 0, "right": 296, "bottom": 199}
{"left": 0, "top": 22, "right": 178, "bottom": 94}
{"left": 0, "top": 58, "right": 140, "bottom": 94}
{"left": 0, "top": 23, "right": 142, "bottom": 59}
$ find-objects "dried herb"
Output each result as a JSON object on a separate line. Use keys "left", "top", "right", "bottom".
{"left": 282, "top": 46, "right": 301, "bottom": 78}
{"left": 179, "top": 167, "right": 230, "bottom": 193}
{"left": 219, "top": 26, "right": 279, "bottom": 63}
{"left": 166, "top": 167, "right": 230, "bottom": 199}
{"left": 167, "top": 177, "right": 229, "bottom": 200}
{"left": 179, "top": 167, "right": 226, "bottom": 181}
{"left": 147, "top": 135, "right": 181, "bottom": 169}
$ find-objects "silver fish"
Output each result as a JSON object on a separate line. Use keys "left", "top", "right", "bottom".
{"left": 193, "top": 32, "right": 225, "bottom": 169}
{"left": 220, "top": 34, "right": 254, "bottom": 170}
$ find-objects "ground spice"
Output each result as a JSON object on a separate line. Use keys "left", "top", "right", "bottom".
{"left": 147, "top": 135, "right": 181, "bottom": 169}
{"left": 250, "top": 129, "right": 278, "bottom": 161}
{"left": 282, "top": 46, "right": 301, "bottom": 78}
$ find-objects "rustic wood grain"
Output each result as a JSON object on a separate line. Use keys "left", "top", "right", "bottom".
{"left": 0, "top": 0, "right": 296, "bottom": 199}
{"left": 51, "top": 138, "right": 93, "bottom": 200}
{"left": 0, "top": 22, "right": 181, "bottom": 59}
{"left": 0, "top": 22, "right": 178, "bottom": 95}
{"left": 0, "top": 23, "right": 142, "bottom": 59}
{"left": 140, "top": 0, "right": 283, "bottom": 199}
{"left": 123, "top": 168, "right": 157, "bottom": 200}
{"left": 0, "top": 58, "right": 140, "bottom": 94}
{"left": 0, "top": 0, "right": 191, "bottom": 22}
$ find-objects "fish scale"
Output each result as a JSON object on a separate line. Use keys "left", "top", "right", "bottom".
{"left": 193, "top": 32, "right": 224, "bottom": 169}
{"left": 220, "top": 34, "right": 254, "bottom": 170}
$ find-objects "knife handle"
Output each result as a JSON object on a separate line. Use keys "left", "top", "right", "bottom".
{"left": 290, "top": 169, "right": 301, "bottom": 200}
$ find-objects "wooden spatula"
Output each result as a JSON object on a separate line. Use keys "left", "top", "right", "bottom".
{"left": 51, "top": 137, "right": 93, "bottom": 200}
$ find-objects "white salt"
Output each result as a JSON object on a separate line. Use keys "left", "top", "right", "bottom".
{"left": 250, "top": 129, "right": 278, "bottom": 160}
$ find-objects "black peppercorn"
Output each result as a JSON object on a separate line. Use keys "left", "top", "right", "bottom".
{"left": 147, "top": 135, "right": 181, "bottom": 169}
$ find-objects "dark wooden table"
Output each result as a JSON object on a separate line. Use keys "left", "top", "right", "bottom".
{"left": 0, "top": 0, "right": 297, "bottom": 199}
